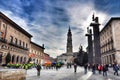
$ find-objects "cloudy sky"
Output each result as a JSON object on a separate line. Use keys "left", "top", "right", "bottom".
{"left": 0, "top": 0, "right": 120, "bottom": 58}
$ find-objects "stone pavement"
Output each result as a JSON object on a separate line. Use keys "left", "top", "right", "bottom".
{"left": 26, "top": 66, "right": 120, "bottom": 80}
{"left": 88, "top": 68, "right": 120, "bottom": 80}
{"left": 1, "top": 66, "right": 120, "bottom": 80}
{"left": 26, "top": 66, "right": 85, "bottom": 80}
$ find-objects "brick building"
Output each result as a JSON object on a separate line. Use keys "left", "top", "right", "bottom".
{"left": 29, "top": 42, "right": 45, "bottom": 64}
{"left": 0, "top": 12, "right": 47, "bottom": 65}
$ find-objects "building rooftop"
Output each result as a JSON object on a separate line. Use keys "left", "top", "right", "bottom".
{"left": 30, "top": 41, "right": 45, "bottom": 49}
{"left": 100, "top": 17, "right": 120, "bottom": 33}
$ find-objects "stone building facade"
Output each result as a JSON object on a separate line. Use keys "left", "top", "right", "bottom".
{"left": 41, "top": 53, "right": 50, "bottom": 64}
{"left": 100, "top": 17, "right": 120, "bottom": 64}
{"left": 29, "top": 42, "right": 45, "bottom": 64}
{"left": 57, "top": 53, "right": 71, "bottom": 64}
{"left": 0, "top": 12, "right": 32, "bottom": 64}
{"left": 0, "top": 12, "right": 46, "bottom": 65}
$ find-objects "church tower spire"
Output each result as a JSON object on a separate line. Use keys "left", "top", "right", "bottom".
{"left": 66, "top": 26, "right": 73, "bottom": 54}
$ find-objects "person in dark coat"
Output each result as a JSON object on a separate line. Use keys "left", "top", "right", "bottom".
{"left": 36, "top": 64, "right": 42, "bottom": 76}
{"left": 84, "top": 63, "right": 88, "bottom": 74}
{"left": 92, "top": 64, "right": 96, "bottom": 74}
{"left": 113, "top": 63, "right": 119, "bottom": 76}
{"left": 103, "top": 64, "right": 108, "bottom": 76}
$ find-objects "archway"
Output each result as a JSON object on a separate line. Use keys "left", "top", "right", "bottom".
{"left": 5, "top": 52, "right": 11, "bottom": 64}
{"left": 16, "top": 56, "right": 19, "bottom": 63}
{"left": 20, "top": 57, "right": 23, "bottom": 63}
{"left": 24, "top": 57, "right": 26, "bottom": 63}
{"left": 0, "top": 53, "right": 2, "bottom": 64}
{"left": 12, "top": 55, "right": 15, "bottom": 63}
{"left": 37, "top": 59, "right": 38, "bottom": 64}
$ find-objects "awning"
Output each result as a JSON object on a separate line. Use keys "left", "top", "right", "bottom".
{"left": 28, "top": 53, "right": 36, "bottom": 58}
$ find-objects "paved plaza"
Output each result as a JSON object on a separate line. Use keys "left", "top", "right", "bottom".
{"left": 26, "top": 66, "right": 120, "bottom": 80}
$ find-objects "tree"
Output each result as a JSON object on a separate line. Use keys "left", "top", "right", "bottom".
{"left": 5, "top": 52, "right": 11, "bottom": 64}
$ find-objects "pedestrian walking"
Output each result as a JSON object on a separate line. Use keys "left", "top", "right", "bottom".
{"left": 88, "top": 63, "right": 91, "bottom": 70}
{"left": 74, "top": 63, "right": 77, "bottom": 73}
{"left": 56, "top": 62, "right": 60, "bottom": 70}
{"left": 84, "top": 63, "right": 88, "bottom": 74}
{"left": 103, "top": 64, "right": 108, "bottom": 76}
{"left": 98, "top": 64, "right": 103, "bottom": 74}
{"left": 113, "top": 63, "right": 119, "bottom": 76}
{"left": 92, "top": 64, "right": 96, "bottom": 74}
{"left": 36, "top": 64, "right": 41, "bottom": 76}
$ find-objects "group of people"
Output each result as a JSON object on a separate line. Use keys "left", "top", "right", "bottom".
{"left": 83, "top": 63, "right": 119, "bottom": 76}
{"left": 35, "top": 62, "right": 119, "bottom": 77}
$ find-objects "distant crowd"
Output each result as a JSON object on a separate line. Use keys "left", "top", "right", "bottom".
{"left": 83, "top": 63, "right": 119, "bottom": 76}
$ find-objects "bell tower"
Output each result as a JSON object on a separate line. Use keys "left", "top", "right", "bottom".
{"left": 66, "top": 26, "right": 73, "bottom": 54}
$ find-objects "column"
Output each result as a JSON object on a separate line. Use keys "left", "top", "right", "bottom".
{"left": 90, "top": 14, "right": 101, "bottom": 64}
{"left": 85, "top": 28, "right": 93, "bottom": 65}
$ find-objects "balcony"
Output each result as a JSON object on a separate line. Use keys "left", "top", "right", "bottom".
{"left": 9, "top": 42, "right": 29, "bottom": 51}
{"left": 0, "top": 38, "right": 7, "bottom": 43}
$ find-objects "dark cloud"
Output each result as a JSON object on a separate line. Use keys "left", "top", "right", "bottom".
{"left": 0, "top": 0, "right": 23, "bottom": 15}
{"left": 94, "top": 0, "right": 120, "bottom": 14}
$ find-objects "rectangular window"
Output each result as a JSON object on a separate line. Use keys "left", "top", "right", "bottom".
{"left": 10, "top": 36, "right": 13, "bottom": 43}
{"left": 0, "top": 32, "right": 2, "bottom": 39}
{"left": 23, "top": 42, "right": 24, "bottom": 47}
{"left": 3, "top": 24, "right": 6, "bottom": 28}
{"left": 19, "top": 40, "right": 21, "bottom": 46}
{"left": 112, "top": 54, "right": 115, "bottom": 60}
{"left": 26, "top": 43, "right": 28, "bottom": 48}
{"left": 15, "top": 38, "right": 17, "bottom": 44}
{"left": 0, "top": 32, "right": 4, "bottom": 39}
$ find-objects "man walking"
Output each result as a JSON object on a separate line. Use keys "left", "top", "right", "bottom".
{"left": 36, "top": 64, "right": 42, "bottom": 76}
{"left": 103, "top": 64, "right": 108, "bottom": 76}
{"left": 113, "top": 63, "right": 119, "bottom": 76}
{"left": 84, "top": 63, "right": 88, "bottom": 74}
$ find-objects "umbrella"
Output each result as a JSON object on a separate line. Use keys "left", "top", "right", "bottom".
{"left": 52, "top": 62, "right": 56, "bottom": 65}
{"left": 45, "top": 61, "right": 52, "bottom": 65}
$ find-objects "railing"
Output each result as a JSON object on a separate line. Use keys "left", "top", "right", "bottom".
{"left": 0, "top": 38, "right": 7, "bottom": 43}
{"left": 0, "top": 38, "right": 29, "bottom": 51}
{"left": 9, "top": 42, "right": 29, "bottom": 50}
